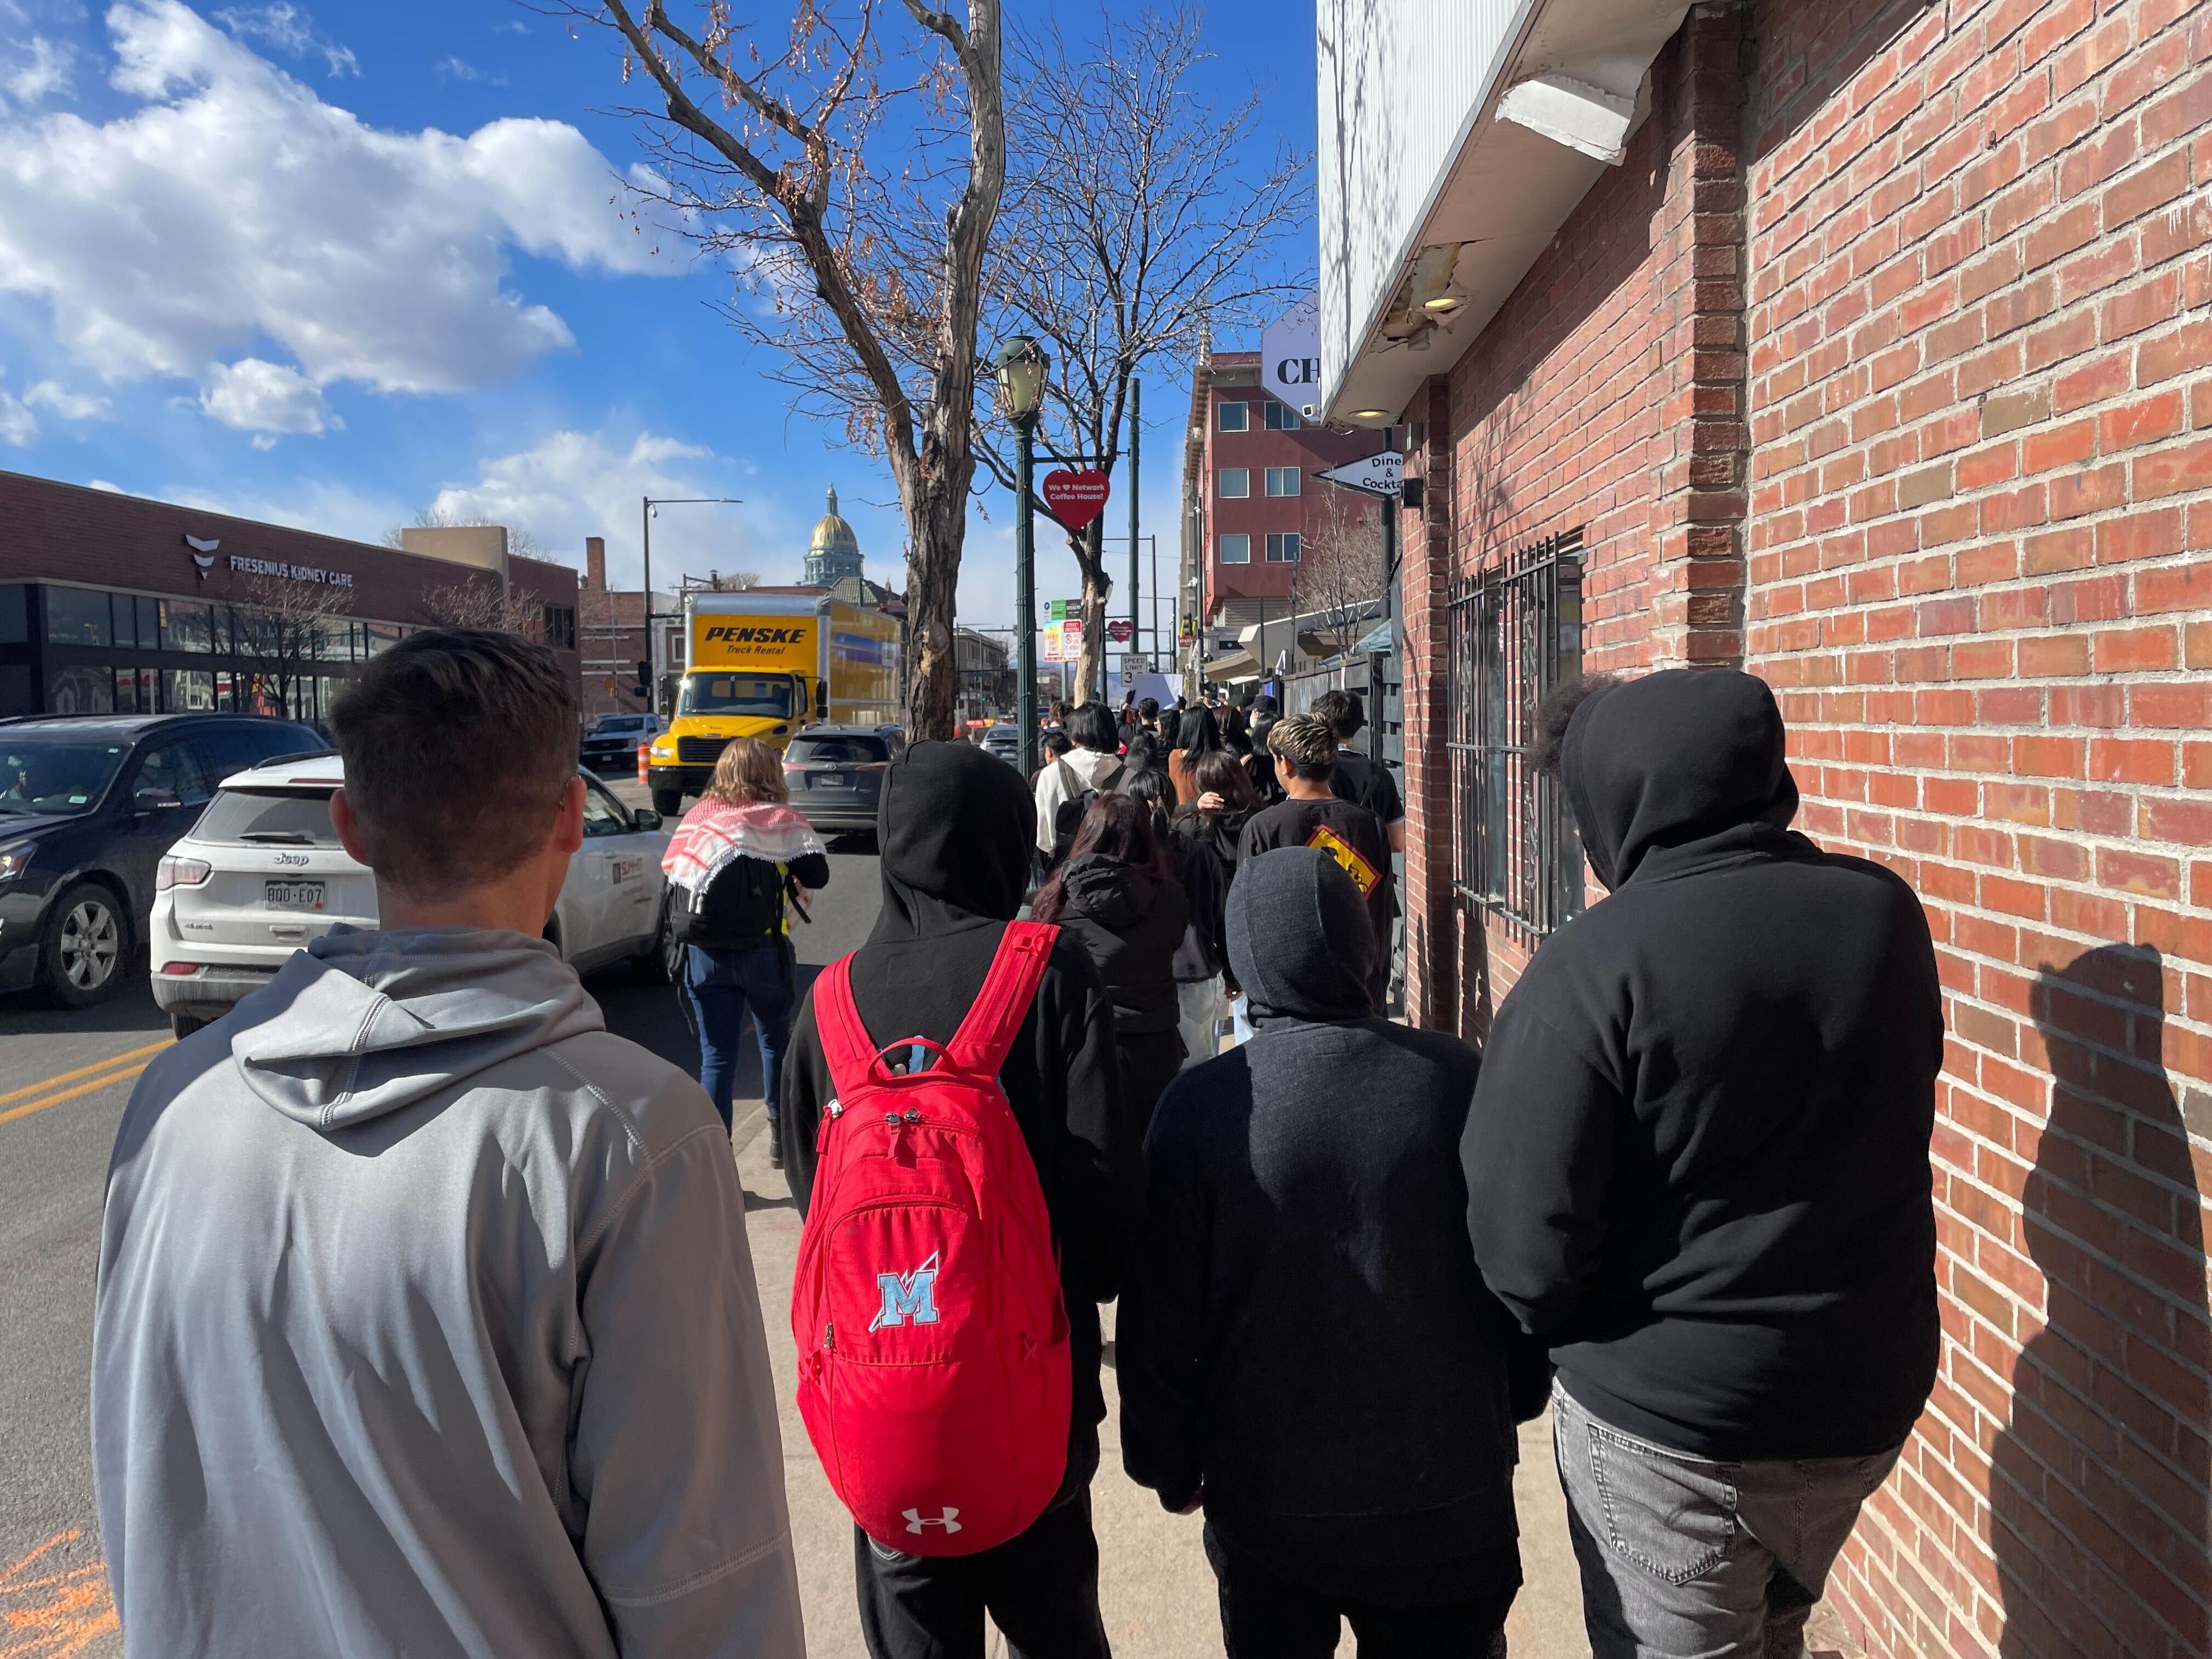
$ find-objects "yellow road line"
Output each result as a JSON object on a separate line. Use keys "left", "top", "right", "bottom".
{"left": 0, "top": 1047, "right": 171, "bottom": 1128}
{"left": 0, "top": 1037, "right": 172, "bottom": 1108}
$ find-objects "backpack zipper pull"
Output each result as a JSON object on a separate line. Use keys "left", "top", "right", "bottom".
{"left": 825, "top": 1098, "right": 843, "bottom": 1119}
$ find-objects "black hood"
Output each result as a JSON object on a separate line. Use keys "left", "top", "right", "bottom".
{"left": 1224, "top": 846, "right": 1373, "bottom": 1027}
{"left": 870, "top": 740, "right": 1036, "bottom": 941}
{"left": 1563, "top": 669, "right": 1799, "bottom": 891}
{"left": 1056, "top": 853, "right": 1158, "bottom": 932}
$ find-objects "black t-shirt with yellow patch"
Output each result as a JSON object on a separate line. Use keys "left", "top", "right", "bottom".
{"left": 1238, "top": 797, "right": 1394, "bottom": 969}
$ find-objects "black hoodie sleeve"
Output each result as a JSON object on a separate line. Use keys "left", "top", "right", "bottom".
{"left": 1038, "top": 936, "right": 1143, "bottom": 1302}
{"left": 1116, "top": 1077, "right": 1207, "bottom": 1510}
{"left": 1460, "top": 998, "right": 1620, "bottom": 1339}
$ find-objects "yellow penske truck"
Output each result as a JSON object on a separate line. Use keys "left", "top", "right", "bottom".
{"left": 644, "top": 590, "right": 902, "bottom": 816}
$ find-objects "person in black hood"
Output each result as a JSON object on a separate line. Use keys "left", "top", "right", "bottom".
{"left": 1120, "top": 847, "right": 1541, "bottom": 1658}
{"left": 1460, "top": 668, "right": 1942, "bottom": 1659}
{"left": 1031, "top": 792, "right": 1190, "bottom": 1134}
{"left": 780, "top": 740, "right": 1138, "bottom": 1659}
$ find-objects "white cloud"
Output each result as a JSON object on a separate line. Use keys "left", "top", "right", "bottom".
{"left": 23, "top": 377, "right": 109, "bottom": 419}
{"left": 2, "top": 34, "right": 73, "bottom": 107}
{"left": 0, "top": 388, "right": 34, "bottom": 445}
{"left": 211, "top": 2, "right": 354, "bottom": 77}
{"left": 423, "top": 427, "right": 801, "bottom": 593}
{"left": 0, "top": 0, "right": 675, "bottom": 426}
{"left": 198, "top": 356, "right": 334, "bottom": 436}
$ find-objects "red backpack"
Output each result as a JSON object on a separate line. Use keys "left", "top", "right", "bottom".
{"left": 792, "top": 920, "right": 1073, "bottom": 1556}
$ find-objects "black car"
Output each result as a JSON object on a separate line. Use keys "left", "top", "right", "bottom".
{"left": 0, "top": 714, "right": 323, "bottom": 1005}
{"left": 781, "top": 725, "right": 904, "bottom": 839}
{"left": 580, "top": 711, "right": 664, "bottom": 779}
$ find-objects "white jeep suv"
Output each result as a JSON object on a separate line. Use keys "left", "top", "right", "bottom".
{"left": 149, "top": 753, "right": 679, "bottom": 1037}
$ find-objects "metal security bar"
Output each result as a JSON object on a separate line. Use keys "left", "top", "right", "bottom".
{"left": 1446, "top": 528, "right": 1586, "bottom": 940}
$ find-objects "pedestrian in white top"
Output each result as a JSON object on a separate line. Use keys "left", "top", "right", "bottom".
{"left": 1033, "top": 703, "right": 1128, "bottom": 855}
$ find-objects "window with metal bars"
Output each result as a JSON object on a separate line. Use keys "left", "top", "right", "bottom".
{"left": 1446, "top": 528, "right": 1588, "bottom": 939}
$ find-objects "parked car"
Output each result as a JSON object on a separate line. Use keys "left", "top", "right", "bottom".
{"left": 980, "top": 724, "right": 1022, "bottom": 767}
{"left": 781, "top": 724, "right": 904, "bottom": 839}
{"left": 149, "top": 755, "right": 677, "bottom": 1037}
{"left": 580, "top": 710, "right": 665, "bottom": 778}
{"left": 0, "top": 713, "right": 324, "bottom": 1006}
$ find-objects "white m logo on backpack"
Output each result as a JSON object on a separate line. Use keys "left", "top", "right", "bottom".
{"left": 870, "top": 1252, "right": 941, "bottom": 1331}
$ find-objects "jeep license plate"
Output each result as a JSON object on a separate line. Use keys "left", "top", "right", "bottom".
{"left": 266, "top": 881, "right": 327, "bottom": 912}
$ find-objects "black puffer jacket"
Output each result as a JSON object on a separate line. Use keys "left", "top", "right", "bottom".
{"left": 1050, "top": 854, "right": 1188, "bottom": 1036}
{"left": 1168, "top": 806, "right": 1247, "bottom": 985}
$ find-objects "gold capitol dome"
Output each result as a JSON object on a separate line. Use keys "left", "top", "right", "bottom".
{"left": 804, "top": 486, "right": 865, "bottom": 586}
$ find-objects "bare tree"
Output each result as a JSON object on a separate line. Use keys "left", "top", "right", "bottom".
{"left": 419, "top": 574, "right": 544, "bottom": 637}
{"left": 976, "top": 7, "right": 1309, "bottom": 701}
{"left": 555, "top": 0, "right": 1005, "bottom": 740}
{"left": 1298, "top": 487, "right": 1384, "bottom": 655}
{"left": 229, "top": 569, "right": 356, "bottom": 718}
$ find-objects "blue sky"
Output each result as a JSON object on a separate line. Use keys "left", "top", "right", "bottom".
{"left": 0, "top": 0, "right": 1317, "bottom": 630}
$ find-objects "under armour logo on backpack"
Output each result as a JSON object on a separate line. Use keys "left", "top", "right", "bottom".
{"left": 904, "top": 1507, "right": 962, "bottom": 1535}
{"left": 870, "top": 1252, "right": 942, "bottom": 1331}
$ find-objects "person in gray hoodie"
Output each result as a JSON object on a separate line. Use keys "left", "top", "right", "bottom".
{"left": 92, "top": 629, "right": 804, "bottom": 1658}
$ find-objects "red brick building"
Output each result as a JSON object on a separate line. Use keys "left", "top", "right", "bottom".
{"left": 1182, "top": 348, "right": 1388, "bottom": 679}
{"left": 0, "top": 471, "right": 581, "bottom": 722}
{"left": 1322, "top": 0, "right": 2211, "bottom": 1653}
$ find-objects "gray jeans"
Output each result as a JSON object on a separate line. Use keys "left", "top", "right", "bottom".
{"left": 1551, "top": 1383, "right": 1900, "bottom": 1659}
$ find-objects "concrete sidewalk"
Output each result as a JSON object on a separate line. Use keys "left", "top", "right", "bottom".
{"left": 729, "top": 1109, "right": 1596, "bottom": 1658}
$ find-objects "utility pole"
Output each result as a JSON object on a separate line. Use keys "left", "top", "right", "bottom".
{"left": 1014, "top": 411, "right": 1040, "bottom": 778}
{"left": 1128, "top": 378, "right": 1141, "bottom": 679}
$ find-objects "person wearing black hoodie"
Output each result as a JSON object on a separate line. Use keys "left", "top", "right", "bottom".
{"left": 1031, "top": 792, "right": 1190, "bottom": 1134}
{"left": 1460, "top": 668, "right": 1942, "bottom": 1659}
{"left": 779, "top": 741, "right": 1140, "bottom": 1659}
{"left": 1122, "top": 847, "right": 1541, "bottom": 1658}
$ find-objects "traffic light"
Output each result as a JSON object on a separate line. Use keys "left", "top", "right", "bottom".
{"left": 632, "top": 660, "right": 651, "bottom": 700}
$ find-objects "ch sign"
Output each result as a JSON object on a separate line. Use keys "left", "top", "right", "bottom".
{"left": 1262, "top": 292, "right": 1321, "bottom": 414}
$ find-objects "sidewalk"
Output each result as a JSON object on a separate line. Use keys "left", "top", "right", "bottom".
{"left": 729, "top": 1108, "right": 1596, "bottom": 1658}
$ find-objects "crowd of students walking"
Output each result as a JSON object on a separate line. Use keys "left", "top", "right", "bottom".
{"left": 87, "top": 628, "right": 1943, "bottom": 1659}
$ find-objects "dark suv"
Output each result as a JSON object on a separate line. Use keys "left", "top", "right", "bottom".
{"left": 781, "top": 725, "right": 904, "bottom": 839}
{"left": 0, "top": 713, "right": 323, "bottom": 1004}
{"left": 580, "top": 711, "right": 664, "bottom": 780}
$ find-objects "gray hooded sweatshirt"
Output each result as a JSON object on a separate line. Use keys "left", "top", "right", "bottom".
{"left": 92, "top": 927, "right": 805, "bottom": 1657}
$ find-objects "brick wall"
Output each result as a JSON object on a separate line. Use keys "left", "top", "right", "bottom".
{"left": 1400, "top": 0, "right": 2212, "bottom": 1649}
{"left": 1747, "top": 0, "right": 2212, "bottom": 1647}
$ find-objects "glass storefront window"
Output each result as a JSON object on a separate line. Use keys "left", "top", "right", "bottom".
{"left": 0, "top": 665, "right": 29, "bottom": 715}
{"left": 162, "top": 600, "right": 214, "bottom": 654}
{"left": 364, "top": 621, "right": 403, "bottom": 656}
{"left": 50, "top": 664, "right": 115, "bottom": 713}
{"left": 0, "top": 586, "right": 25, "bottom": 646}
{"left": 46, "top": 588, "right": 112, "bottom": 647}
{"left": 135, "top": 596, "right": 159, "bottom": 650}
{"left": 114, "top": 668, "right": 157, "bottom": 713}
{"left": 162, "top": 668, "right": 215, "bottom": 713}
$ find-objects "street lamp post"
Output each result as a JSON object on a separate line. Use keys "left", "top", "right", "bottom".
{"left": 641, "top": 496, "right": 741, "bottom": 710}
{"left": 994, "top": 336, "right": 1049, "bottom": 778}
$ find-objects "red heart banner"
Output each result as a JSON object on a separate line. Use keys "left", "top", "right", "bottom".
{"left": 1041, "top": 468, "right": 1112, "bottom": 530}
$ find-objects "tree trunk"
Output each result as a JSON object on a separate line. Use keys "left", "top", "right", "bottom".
{"left": 1066, "top": 521, "right": 1112, "bottom": 704}
{"left": 902, "top": 470, "right": 968, "bottom": 740}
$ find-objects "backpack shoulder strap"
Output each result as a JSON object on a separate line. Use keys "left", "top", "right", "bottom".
{"left": 1054, "top": 757, "right": 1083, "bottom": 795}
{"left": 944, "top": 921, "right": 1060, "bottom": 1078}
{"left": 810, "top": 952, "right": 876, "bottom": 1100}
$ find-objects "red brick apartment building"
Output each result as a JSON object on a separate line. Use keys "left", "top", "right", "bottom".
{"left": 1182, "top": 350, "right": 1386, "bottom": 673}
{"left": 1320, "top": 0, "right": 2211, "bottom": 1653}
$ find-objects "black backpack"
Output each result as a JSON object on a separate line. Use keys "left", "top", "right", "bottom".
{"left": 671, "top": 855, "right": 786, "bottom": 948}
{"left": 1049, "top": 756, "right": 1126, "bottom": 867}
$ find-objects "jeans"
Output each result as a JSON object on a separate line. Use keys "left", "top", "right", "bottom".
{"left": 683, "top": 940, "right": 794, "bottom": 1133}
{"left": 1176, "top": 976, "right": 1226, "bottom": 1069}
{"left": 1551, "top": 1383, "right": 1902, "bottom": 1659}
{"left": 1204, "top": 1524, "right": 1512, "bottom": 1658}
{"left": 854, "top": 1489, "right": 1109, "bottom": 1659}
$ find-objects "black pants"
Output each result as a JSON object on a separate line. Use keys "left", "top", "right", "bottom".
{"left": 855, "top": 1490, "right": 1110, "bottom": 1659}
{"left": 1205, "top": 1524, "right": 1513, "bottom": 1659}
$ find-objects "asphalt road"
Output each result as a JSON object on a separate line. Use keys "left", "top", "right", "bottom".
{"left": 0, "top": 822, "right": 884, "bottom": 1655}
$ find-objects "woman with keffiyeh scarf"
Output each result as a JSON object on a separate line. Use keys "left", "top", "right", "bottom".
{"left": 660, "top": 738, "right": 829, "bottom": 1160}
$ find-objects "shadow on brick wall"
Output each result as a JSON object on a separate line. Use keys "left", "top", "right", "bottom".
{"left": 1993, "top": 946, "right": 2209, "bottom": 1658}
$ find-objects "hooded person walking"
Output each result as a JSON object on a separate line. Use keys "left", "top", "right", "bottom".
{"left": 1120, "top": 847, "right": 1541, "bottom": 1659}
{"left": 779, "top": 740, "right": 1141, "bottom": 1659}
{"left": 1462, "top": 668, "right": 1942, "bottom": 1659}
{"left": 1031, "top": 792, "right": 1191, "bottom": 1134}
